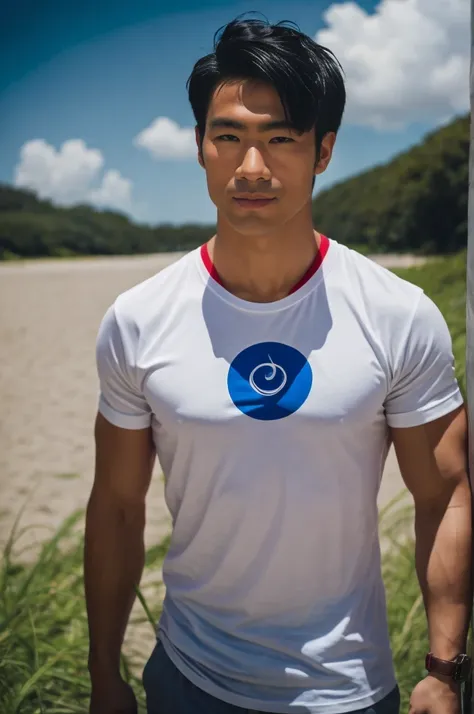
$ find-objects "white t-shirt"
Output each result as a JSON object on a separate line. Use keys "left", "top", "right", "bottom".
{"left": 96, "top": 237, "right": 463, "bottom": 713}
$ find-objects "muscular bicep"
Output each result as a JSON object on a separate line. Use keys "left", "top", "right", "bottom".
{"left": 391, "top": 406, "right": 468, "bottom": 506}
{"left": 92, "top": 412, "right": 156, "bottom": 507}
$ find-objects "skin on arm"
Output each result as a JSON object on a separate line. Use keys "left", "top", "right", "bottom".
{"left": 391, "top": 406, "right": 472, "bottom": 701}
{"left": 85, "top": 413, "right": 155, "bottom": 689}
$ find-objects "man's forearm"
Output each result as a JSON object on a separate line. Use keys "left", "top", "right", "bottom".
{"left": 84, "top": 489, "right": 146, "bottom": 680}
{"left": 415, "top": 480, "right": 472, "bottom": 660}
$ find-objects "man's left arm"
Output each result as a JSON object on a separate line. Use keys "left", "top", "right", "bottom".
{"left": 392, "top": 405, "right": 472, "bottom": 712}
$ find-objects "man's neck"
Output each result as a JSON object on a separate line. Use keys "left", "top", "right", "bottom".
{"left": 208, "top": 216, "right": 321, "bottom": 304}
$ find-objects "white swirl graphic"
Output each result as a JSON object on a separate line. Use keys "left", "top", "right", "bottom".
{"left": 249, "top": 355, "right": 288, "bottom": 397}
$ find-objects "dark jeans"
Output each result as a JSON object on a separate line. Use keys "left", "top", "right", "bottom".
{"left": 142, "top": 640, "right": 401, "bottom": 714}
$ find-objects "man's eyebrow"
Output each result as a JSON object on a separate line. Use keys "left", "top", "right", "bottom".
{"left": 208, "top": 117, "right": 302, "bottom": 133}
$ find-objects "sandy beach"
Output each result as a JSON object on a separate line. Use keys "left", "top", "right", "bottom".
{"left": 0, "top": 252, "right": 186, "bottom": 553}
{"left": 0, "top": 249, "right": 415, "bottom": 552}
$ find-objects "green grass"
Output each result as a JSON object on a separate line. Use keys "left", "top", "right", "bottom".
{"left": 0, "top": 510, "right": 165, "bottom": 714}
{"left": 0, "top": 251, "right": 468, "bottom": 712}
{"left": 0, "top": 511, "right": 93, "bottom": 714}
{"left": 380, "top": 496, "right": 426, "bottom": 712}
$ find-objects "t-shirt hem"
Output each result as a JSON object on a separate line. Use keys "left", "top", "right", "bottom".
{"left": 158, "top": 631, "right": 397, "bottom": 714}
{"left": 98, "top": 396, "right": 151, "bottom": 430}
{"left": 385, "top": 390, "right": 464, "bottom": 428}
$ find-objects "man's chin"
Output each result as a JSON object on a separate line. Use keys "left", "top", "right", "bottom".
{"left": 225, "top": 213, "right": 280, "bottom": 237}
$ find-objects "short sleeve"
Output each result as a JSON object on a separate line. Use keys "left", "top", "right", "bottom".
{"left": 96, "top": 303, "right": 152, "bottom": 430}
{"left": 384, "top": 291, "right": 463, "bottom": 428}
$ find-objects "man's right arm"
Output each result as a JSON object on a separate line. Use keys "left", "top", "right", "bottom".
{"left": 85, "top": 412, "right": 155, "bottom": 710}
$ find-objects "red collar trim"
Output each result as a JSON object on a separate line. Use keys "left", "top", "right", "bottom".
{"left": 200, "top": 234, "right": 330, "bottom": 295}
{"left": 200, "top": 241, "right": 223, "bottom": 286}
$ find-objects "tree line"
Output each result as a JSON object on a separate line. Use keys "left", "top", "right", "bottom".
{"left": 0, "top": 113, "right": 468, "bottom": 260}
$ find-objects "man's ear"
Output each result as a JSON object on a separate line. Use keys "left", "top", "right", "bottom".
{"left": 195, "top": 126, "right": 204, "bottom": 168}
{"left": 314, "top": 132, "right": 336, "bottom": 176}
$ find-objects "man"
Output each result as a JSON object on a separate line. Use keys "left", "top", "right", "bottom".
{"left": 85, "top": 17, "right": 472, "bottom": 714}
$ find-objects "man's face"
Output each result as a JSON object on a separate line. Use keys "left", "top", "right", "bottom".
{"left": 197, "top": 80, "right": 335, "bottom": 236}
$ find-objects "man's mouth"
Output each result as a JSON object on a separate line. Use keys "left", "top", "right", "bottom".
{"left": 232, "top": 196, "right": 277, "bottom": 209}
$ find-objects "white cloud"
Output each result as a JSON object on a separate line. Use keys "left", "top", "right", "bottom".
{"left": 134, "top": 117, "right": 196, "bottom": 159}
{"left": 14, "top": 138, "right": 133, "bottom": 211}
{"left": 316, "top": 0, "right": 469, "bottom": 130}
{"left": 88, "top": 169, "right": 132, "bottom": 210}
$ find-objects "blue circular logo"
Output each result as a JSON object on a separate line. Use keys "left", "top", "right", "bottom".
{"left": 227, "top": 342, "right": 312, "bottom": 421}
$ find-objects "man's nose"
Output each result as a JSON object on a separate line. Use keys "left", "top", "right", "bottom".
{"left": 235, "top": 146, "right": 272, "bottom": 182}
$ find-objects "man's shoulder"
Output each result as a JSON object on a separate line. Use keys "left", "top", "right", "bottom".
{"left": 334, "top": 242, "right": 424, "bottom": 319}
{"left": 113, "top": 248, "right": 199, "bottom": 324}
{"left": 337, "top": 243, "right": 423, "bottom": 295}
{"left": 333, "top": 244, "right": 453, "bottom": 374}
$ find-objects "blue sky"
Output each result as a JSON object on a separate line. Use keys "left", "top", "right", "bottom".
{"left": 0, "top": 0, "right": 469, "bottom": 225}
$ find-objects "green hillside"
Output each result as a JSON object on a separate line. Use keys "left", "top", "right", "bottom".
{"left": 0, "top": 113, "right": 469, "bottom": 260}
{"left": 0, "top": 185, "right": 214, "bottom": 260}
{"left": 313, "top": 114, "right": 469, "bottom": 255}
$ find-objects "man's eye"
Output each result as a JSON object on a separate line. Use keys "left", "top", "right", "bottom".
{"left": 216, "top": 134, "right": 239, "bottom": 142}
{"left": 270, "top": 136, "right": 294, "bottom": 144}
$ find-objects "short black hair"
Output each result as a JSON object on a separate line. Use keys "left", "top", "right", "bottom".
{"left": 187, "top": 16, "right": 346, "bottom": 157}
